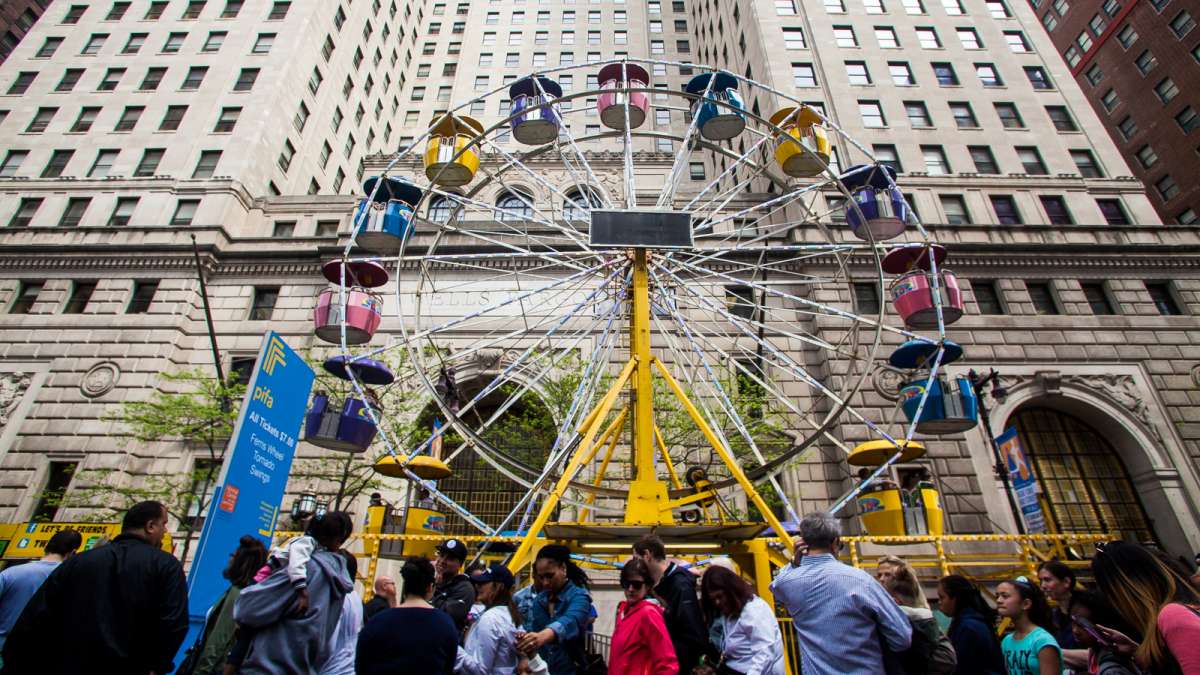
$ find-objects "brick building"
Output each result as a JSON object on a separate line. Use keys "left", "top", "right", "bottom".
{"left": 1030, "top": 0, "right": 1200, "bottom": 224}
{"left": 0, "top": 1, "right": 50, "bottom": 64}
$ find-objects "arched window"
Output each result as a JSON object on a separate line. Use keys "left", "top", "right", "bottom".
{"left": 562, "top": 187, "right": 602, "bottom": 221}
{"left": 1012, "top": 407, "right": 1154, "bottom": 542}
{"left": 427, "top": 196, "right": 457, "bottom": 223}
{"left": 497, "top": 191, "right": 534, "bottom": 222}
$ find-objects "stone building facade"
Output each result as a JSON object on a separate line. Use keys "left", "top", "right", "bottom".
{"left": 0, "top": 0, "right": 1197, "bottom": 564}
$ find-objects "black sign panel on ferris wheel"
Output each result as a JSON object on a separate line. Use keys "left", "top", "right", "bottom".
{"left": 588, "top": 209, "right": 695, "bottom": 250}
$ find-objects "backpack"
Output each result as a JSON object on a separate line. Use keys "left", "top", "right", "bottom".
{"left": 884, "top": 615, "right": 957, "bottom": 675}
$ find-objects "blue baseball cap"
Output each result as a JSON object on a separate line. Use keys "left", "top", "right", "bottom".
{"left": 471, "top": 562, "right": 515, "bottom": 588}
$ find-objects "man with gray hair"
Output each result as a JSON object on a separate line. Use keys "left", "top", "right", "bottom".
{"left": 770, "top": 511, "right": 912, "bottom": 674}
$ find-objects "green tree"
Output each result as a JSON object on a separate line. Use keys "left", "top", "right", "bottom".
{"left": 61, "top": 369, "right": 244, "bottom": 566}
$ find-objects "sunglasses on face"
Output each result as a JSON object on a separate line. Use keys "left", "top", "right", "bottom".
{"left": 621, "top": 579, "right": 646, "bottom": 590}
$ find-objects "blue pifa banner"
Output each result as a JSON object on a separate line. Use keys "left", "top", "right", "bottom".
{"left": 995, "top": 427, "right": 1046, "bottom": 534}
{"left": 177, "top": 331, "right": 315, "bottom": 665}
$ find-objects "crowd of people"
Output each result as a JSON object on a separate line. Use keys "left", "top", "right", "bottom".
{"left": 0, "top": 501, "right": 1198, "bottom": 674}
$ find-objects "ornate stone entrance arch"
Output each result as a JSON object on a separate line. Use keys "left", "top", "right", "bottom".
{"left": 950, "top": 363, "right": 1200, "bottom": 555}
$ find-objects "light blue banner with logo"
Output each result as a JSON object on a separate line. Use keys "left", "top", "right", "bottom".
{"left": 996, "top": 427, "right": 1046, "bottom": 534}
{"left": 176, "top": 331, "right": 315, "bottom": 669}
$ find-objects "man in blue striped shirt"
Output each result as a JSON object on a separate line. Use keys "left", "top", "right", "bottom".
{"left": 771, "top": 512, "right": 912, "bottom": 675}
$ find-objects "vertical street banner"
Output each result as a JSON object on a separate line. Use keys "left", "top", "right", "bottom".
{"left": 995, "top": 427, "right": 1047, "bottom": 534}
{"left": 179, "top": 331, "right": 315, "bottom": 657}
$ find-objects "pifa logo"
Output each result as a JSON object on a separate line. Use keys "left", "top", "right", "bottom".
{"left": 263, "top": 336, "right": 287, "bottom": 375}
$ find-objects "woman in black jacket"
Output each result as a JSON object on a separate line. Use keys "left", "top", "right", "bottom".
{"left": 937, "top": 575, "right": 1005, "bottom": 675}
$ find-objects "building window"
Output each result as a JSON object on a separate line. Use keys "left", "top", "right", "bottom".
{"left": 1081, "top": 282, "right": 1116, "bottom": 314}
{"left": 776, "top": 0, "right": 797, "bottom": 14}
{"left": 114, "top": 106, "right": 143, "bottom": 132}
{"left": 1176, "top": 107, "right": 1199, "bottom": 133}
{"left": 1134, "top": 49, "right": 1158, "bottom": 76}
{"left": 253, "top": 33, "right": 275, "bottom": 54}
{"left": 1040, "top": 195, "right": 1073, "bottom": 224}
{"left": 1154, "top": 78, "right": 1179, "bottom": 104}
{"left": 7, "top": 72, "right": 36, "bottom": 95}
{"left": 1170, "top": 10, "right": 1195, "bottom": 37}
{"left": 988, "top": 0, "right": 1012, "bottom": 16}
{"left": 852, "top": 283, "right": 881, "bottom": 314}
{"left": 916, "top": 27, "right": 941, "bottom": 48}
{"left": 192, "top": 150, "right": 221, "bottom": 178}
{"left": 975, "top": 63, "right": 1002, "bottom": 86}
{"left": 847, "top": 62, "right": 872, "bottom": 85}
{"left": 932, "top": 62, "right": 958, "bottom": 85}
{"left": 1024, "top": 66, "right": 1053, "bottom": 89}
{"left": 272, "top": 221, "right": 295, "bottom": 237}
{"left": 0, "top": 151, "right": 28, "bottom": 178}
{"left": 82, "top": 33, "right": 108, "bottom": 55}
{"left": 163, "top": 32, "right": 185, "bottom": 53}
{"left": 9, "top": 281, "right": 43, "bottom": 314}
{"left": 1026, "top": 282, "right": 1060, "bottom": 314}
{"left": 957, "top": 27, "right": 982, "bottom": 49}
{"left": 316, "top": 220, "right": 340, "bottom": 237}
{"left": 969, "top": 146, "right": 1000, "bottom": 174}
{"left": 1045, "top": 106, "right": 1077, "bottom": 132}
{"left": 946, "top": 102, "right": 977, "bottom": 128}
{"left": 123, "top": 33, "right": 147, "bottom": 54}
{"left": 9, "top": 199, "right": 42, "bottom": 228}
{"left": 792, "top": 63, "right": 817, "bottom": 87}
{"left": 171, "top": 199, "right": 199, "bottom": 225}
{"left": 1004, "top": 31, "right": 1031, "bottom": 52}
{"left": 784, "top": 27, "right": 807, "bottom": 49}
{"left": 1116, "top": 23, "right": 1137, "bottom": 48}
{"left": 26, "top": 108, "right": 57, "bottom": 133}
{"left": 859, "top": 100, "right": 886, "bottom": 127}
{"left": 41, "top": 150, "right": 73, "bottom": 178}
{"left": 234, "top": 68, "right": 259, "bottom": 91}
{"left": 873, "top": 144, "right": 902, "bottom": 172}
{"left": 1085, "top": 64, "right": 1103, "bottom": 87}
{"left": 30, "top": 462, "right": 78, "bottom": 522}
{"left": 905, "top": 101, "right": 932, "bottom": 127}
{"left": 98, "top": 68, "right": 125, "bottom": 91}
{"left": 1094, "top": 199, "right": 1128, "bottom": 225}
{"left": 1017, "top": 147, "right": 1048, "bottom": 175}
{"left": 888, "top": 62, "right": 915, "bottom": 85}
{"left": 277, "top": 140, "right": 295, "bottom": 172}
{"left": 213, "top": 107, "right": 240, "bottom": 133}
{"left": 972, "top": 280, "right": 1005, "bottom": 314}
{"left": 833, "top": 25, "right": 858, "bottom": 47}
{"left": 940, "top": 194, "right": 971, "bottom": 224}
{"left": 688, "top": 162, "right": 706, "bottom": 180}
{"left": 88, "top": 149, "right": 119, "bottom": 177}
{"left": 1146, "top": 282, "right": 1183, "bottom": 315}
{"left": 55, "top": 69, "right": 84, "bottom": 93}
{"left": 134, "top": 148, "right": 164, "bottom": 177}
{"left": 181, "top": 66, "right": 207, "bottom": 90}
{"left": 1155, "top": 174, "right": 1179, "bottom": 201}
{"left": 59, "top": 198, "right": 91, "bottom": 227}
{"left": 1100, "top": 89, "right": 1119, "bottom": 113}
{"left": 249, "top": 286, "right": 279, "bottom": 320}
{"left": 921, "top": 145, "right": 950, "bottom": 174}
{"left": 140, "top": 67, "right": 166, "bottom": 91}
{"left": 63, "top": 281, "right": 97, "bottom": 314}
{"left": 1117, "top": 116, "right": 1137, "bottom": 140}
{"left": 202, "top": 31, "right": 226, "bottom": 53}
{"left": 864, "top": 0, "right": 885, "bottom": 13}
{"left": 1178, "top": 208, "right": 1197, "bottom": 224}
{"left": 1065, "top": 150, "right": 1101, "bottom": 178}
{"left": 1134, "top": 144, "right": 1159, "bottom": 169}
{"left": 109, "top": 197, "right": 138, "bottom": 226}
{"left": 990, "top": 195, "right": 1021, "bottom": 223}
{"left": 63, "top": 5, "right": 88, "bottom": 24}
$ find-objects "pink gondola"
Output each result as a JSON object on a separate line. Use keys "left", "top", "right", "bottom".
{"left": 883, "top": 244, "right": 965, "bottom": 329}
{"left": 313, "top": 287, "right": 383, "bottom": 345}
{"left": 597, "top": 63, "right": 651, "bottom": 131}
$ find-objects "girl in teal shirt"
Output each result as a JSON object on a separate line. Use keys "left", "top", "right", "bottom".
{"left": 996, "top": 577, "right": 1063, "bottom": 675}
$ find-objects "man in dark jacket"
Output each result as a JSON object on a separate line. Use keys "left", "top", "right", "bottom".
{"left": 634, "top": 534, "right": 707, "bottom": 674}
{"left": 1, "top": 500, "right": 188, "bottom": 675}
{"left": 431, "top": 538, "right": 475, "bottom": 632}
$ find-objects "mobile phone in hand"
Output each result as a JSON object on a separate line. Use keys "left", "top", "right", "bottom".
{"left": 1071, "top": 614, "right": 1113, "bottom": 648}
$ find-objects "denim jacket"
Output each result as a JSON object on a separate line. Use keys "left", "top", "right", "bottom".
{"left": 523, "top": 580, "right": 594, "bottom": 675}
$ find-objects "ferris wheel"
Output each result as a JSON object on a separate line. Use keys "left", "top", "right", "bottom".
{"left": 305, "top": 59, "right": 978, "bottom": 566}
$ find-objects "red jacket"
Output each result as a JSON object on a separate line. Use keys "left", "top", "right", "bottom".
{"left": 609, "top": 599, "right": 679, "bottom": 675}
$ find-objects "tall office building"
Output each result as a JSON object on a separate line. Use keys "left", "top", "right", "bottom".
{"left": 0, "top": 1, "right": 51, "bottom": 64}
{"left": 0, "top": 0, "right": 1197, "bottom": 565}
{"left": 1025, "top": 0, "right": 1200, "bottom": 225}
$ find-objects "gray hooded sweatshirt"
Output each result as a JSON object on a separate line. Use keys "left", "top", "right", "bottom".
{"left": 234, "top": 548, "right": 353, "bottom": 675}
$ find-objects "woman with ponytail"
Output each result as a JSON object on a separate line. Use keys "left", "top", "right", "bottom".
{"left": 517, "top": 544, "right": 598, "bottom": 675}
{"left": 1091, "top": 540, "right": 1200, "bottom": 674}
{"left": 938, "top": 574, "right": 1004, "bottom": 675}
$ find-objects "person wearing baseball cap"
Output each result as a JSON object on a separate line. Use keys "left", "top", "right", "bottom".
{"left": 456, "top": 563, "right": 528, "bottom": 675}
{"left": 432, "top": 538, "right": 476, "bottom": 632}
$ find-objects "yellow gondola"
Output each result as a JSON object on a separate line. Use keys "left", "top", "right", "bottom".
{"left": 373, "top": 454, "right": 453, "bottom": 480}
{"left": 424, "top": 114, "right": 484, "bottom": 187}
{"left": 849, "top": 440, "right": 943, "bottom": 538}
{"left": 769, "top": 106, "right": 831, "bottom": 178}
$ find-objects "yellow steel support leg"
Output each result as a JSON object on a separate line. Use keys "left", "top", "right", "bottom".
{"left": 652, "top": 356, "right": 796, "bottom": 553}
{"left": 580, "top": 407, "right": 630, "bottom": 522}
{"left": 362, "top": 503, "right": 386, "bottom": 601}
{"left": 747, "top": 539, "right": 776, "bottom": 605}
{"left": 626, "top": 249, "right": 672, "bottom": 525}
{"left": 507, "top": 358, "right": 638, "bottom": 572}
{"left": 654, "top": 426, "right": 684, "bottom": 491}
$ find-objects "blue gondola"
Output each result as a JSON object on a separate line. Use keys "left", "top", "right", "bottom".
{"left": 840, "top": 164, "right": 909, "bottom": 242}
{"left": 353, "top": 176, "right": 423, "bottom": 253}
{"left": 888, "top": 340, "right": 979, "bottom": 435}
{"left": 685, "top": 72, "right": 746, "bottom": 141}
{"left": 509, "top": 76, "right": 564, "bottom": 145}
{"left": 304, "top": 392, "right": 380, "bottom": 453}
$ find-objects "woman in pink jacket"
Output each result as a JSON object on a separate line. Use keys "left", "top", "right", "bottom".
{"left": 609, "top": 557, "right": 678, "bottom": 675}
